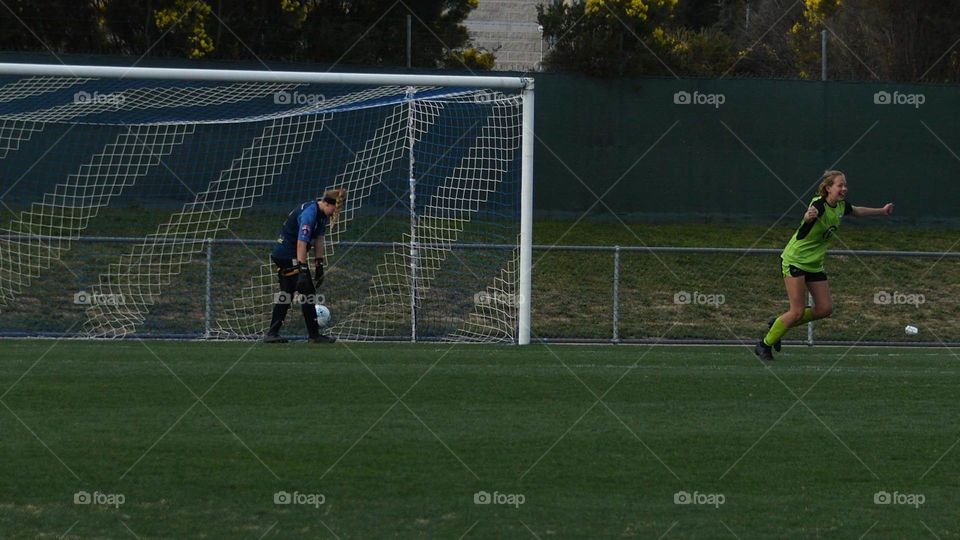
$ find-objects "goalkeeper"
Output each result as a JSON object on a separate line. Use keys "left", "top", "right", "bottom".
{"left": 264, "top": 188, "right": 344, "bottom": 344}
{"left": 755, "top": 171, "right": 893, "bottom": 361}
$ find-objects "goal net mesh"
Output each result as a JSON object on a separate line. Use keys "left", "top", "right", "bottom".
{"left": 0, "top": 72, "right": 524, "bottom": 342}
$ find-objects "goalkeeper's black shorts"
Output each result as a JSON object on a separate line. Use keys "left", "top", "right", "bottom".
{"left": 271, "top": 256, "right": 300, "bottom": 276}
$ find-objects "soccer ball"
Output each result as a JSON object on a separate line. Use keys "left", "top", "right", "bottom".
{"left": 314, "top": 304, "right": 332, "bottom": 327}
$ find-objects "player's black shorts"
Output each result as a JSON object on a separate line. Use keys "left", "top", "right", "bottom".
{"left": 780, "top": 258, "right": 827, "bottom": 282}
{"left": 271, "top": 255, "right": 299, "bottom": 274}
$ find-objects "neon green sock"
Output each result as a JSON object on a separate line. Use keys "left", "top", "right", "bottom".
{"left": 763, "top": 317, "right": 790, "bottom": 347}
{"left": 790, "top": 307, "right": 815, "bottom": 328}
{"left": 763, "top": 308, "right": 815, "bottom": 346}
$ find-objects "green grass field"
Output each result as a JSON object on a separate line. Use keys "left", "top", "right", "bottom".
{"left": 2, "top": 340, "right": 958, "bottom": 538}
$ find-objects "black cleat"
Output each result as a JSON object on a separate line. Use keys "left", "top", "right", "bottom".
{"left": 308, "top": 334, "right": 337, "bottom": 344}
{"left": 754, "top": 339, "right": 774, "bottom": 362}
{"left": 766, "top": 317, "right": 782, "bottom": 352}
{"left": 263, "top": 334, "right": 288, "bottom": 344}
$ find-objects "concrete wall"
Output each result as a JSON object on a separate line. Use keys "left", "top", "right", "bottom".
{"left": 466, "top": 0, "right": 543, "bottom": 71}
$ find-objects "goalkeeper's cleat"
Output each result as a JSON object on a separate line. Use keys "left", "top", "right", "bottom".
{"left": 263, "top": 333, "right": 288, "bottom": 344}
{"left": 308, "top": 334, "right": 337, "bottom": 344}
{"left": 766, "top": 316, "right": 782, "bottom": 352}
{"left": 754, "top": 339, "right": 774, "bottom": 362}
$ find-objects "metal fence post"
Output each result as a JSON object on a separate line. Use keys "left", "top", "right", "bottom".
{"left": 613, "top": 246, "right": 621, "bottom": 343}
{"left": 406, "top": 14, "right": 412, "bottom": 69}
{"left": 205, "top": 238, "right": 213, "bottom": 339}
{"left": 821, "top": 29, "right": 828, "bottom": 81}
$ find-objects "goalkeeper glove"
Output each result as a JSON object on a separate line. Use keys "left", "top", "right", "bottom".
{"left": 295, "top": 263, "right": 313, "bottom": 294}
{"left": 314, "top": 258, "right": 325, "bottom": 288}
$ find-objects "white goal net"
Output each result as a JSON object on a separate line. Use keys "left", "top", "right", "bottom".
{"left": 0, "top": 64, "right": 533, "bottom": 343}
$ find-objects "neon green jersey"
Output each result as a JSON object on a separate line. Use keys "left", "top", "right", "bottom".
{"left": 781, "top": 196, "right": 853, "bottom": 272}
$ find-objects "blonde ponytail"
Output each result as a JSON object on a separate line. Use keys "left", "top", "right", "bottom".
{"left": 323, "top": 187, "right": 346, "bottom": 227}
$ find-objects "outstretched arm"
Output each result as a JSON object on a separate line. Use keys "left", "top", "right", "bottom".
{"left": 852, "top": 203, "right": 894, "bottom": 217}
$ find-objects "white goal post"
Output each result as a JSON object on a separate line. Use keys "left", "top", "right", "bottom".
{"left": 0, "top": 63, "right": 534, "bottom": 344}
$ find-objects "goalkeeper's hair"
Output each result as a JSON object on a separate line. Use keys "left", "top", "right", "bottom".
{"left": 817, "top": 170, "right": 845, "bottom": 198}
{"left": 323, "top": 187, "right": 347, "bottom": 227}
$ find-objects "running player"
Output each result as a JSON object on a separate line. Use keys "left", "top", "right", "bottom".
{"left": 755, "top": 171, "right": 893, "bottom": 361}
{"left": 264, "top": 188, "right": 345, "bottom": 344}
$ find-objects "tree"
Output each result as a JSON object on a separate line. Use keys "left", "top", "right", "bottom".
{"left": 798, "top": 0, "right": 960, "bottom": 82}
{"left": 673, "top": 0, "right": 723, "bottom": 29}
{"left": 731, "top": 0, "right": 960, "bottom": 81}
{"left": 153, "top": 0, "right": 215, "bottom": 58}
{"left": 659, "top": 26, "right": 737, "bottom": 76}
{"left": 298, "top": 1, "right": 482, "bottom": 68}
{"left": 724, "top": 0, "right": 809, "bottom": 78}
{"left": 538, "top": 0, "right": 681, "bottom": 77}
{"left": 100, "top": 0, "right": 160, "bottom": 56}
{"left": 0, "top": 0, "right": 106, "bottom": 53}
{"left": 445, "top": 47, "right": 497, "bottom": 70}
{"left": 1, "top": 0, "right": 490, "bottom": 70}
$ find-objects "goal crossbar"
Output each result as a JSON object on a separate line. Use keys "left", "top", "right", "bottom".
{"left": 0, "top": 63, "right": 531, "bottom": 90}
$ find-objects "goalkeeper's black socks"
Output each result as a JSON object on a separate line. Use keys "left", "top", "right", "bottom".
{"left": 269, "top": 302, "right": 289, "bottom": 334}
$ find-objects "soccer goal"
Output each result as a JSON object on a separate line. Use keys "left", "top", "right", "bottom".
{"left": 0, "top": 63, "right": 533, "bottom": 344}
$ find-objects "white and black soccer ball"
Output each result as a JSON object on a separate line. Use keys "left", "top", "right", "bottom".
{"left": 315, "top": 304, "right": 332, "bottom": 327}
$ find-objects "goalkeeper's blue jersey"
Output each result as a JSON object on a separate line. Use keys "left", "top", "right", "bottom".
{"left": 271, "top": 200, "right": 328, "bottom": 260}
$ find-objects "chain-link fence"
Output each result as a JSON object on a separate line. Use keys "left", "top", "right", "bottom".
{"left": 2, "top": 235, "right": 958, "bottom": 345}
{"left": 534, "top": 244, "right": 960, "bottom": 346}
